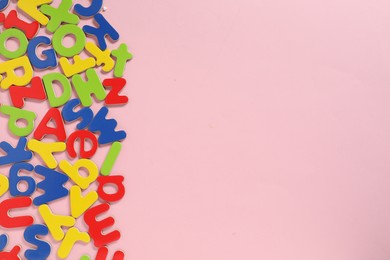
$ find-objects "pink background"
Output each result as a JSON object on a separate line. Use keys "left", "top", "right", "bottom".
{"left": 2, "top": 0, "right": 390, "bottom": 259}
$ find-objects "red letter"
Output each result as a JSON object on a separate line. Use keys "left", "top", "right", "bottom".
{"left": 97, "top": 175, "right": 125, "bottom": 203}
{"left": 96, "top": 247, "right": 124, "bottom": 260}
{"left": 102, "top": 78, "right": 128, "bottom": 105}
{"left": 0, "top": 245, "right": 22, "bottom": 260}
{"left": 84, "top": 203, "right": 120, "bottom": 247}
{"left": 34, "top": 108, "right": 66, "bottom": 141}
{"left": 0, "top": 10, "right": 39, "bottom": 39}
{"left": 66, "top": 130, "right": 98, "bottom": 159}
{"left": 0, "top": 197, "right": 33, "bottom": 228}
{"left": 9, "top": 77, "right": 46, "bottom": 108}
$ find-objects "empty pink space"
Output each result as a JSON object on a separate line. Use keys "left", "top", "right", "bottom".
{"left": 121, "top": 0, "right": 390, "bottom": 259}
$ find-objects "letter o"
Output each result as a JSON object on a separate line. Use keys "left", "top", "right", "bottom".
{"left": 53, "top": 24, "right": 86, "bottom": 57}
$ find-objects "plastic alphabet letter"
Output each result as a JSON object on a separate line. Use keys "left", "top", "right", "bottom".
{"left": 0, "top": 137, "right": 33, "bottom": 166}
{"left": 0, "top": 174, "right": 9, "bottom": 197}
{"left": 0, "top": 0, "right": 9, "bottom": 11}
{"left": 0, "top": 106, "right": 36, "bottom": 137}
{"left": 62, "top": 99, "right": 93, "bottom": 129}
{"left": 70, "top": 185, "right": 98, "bottom": 218}
{"left": 0, "top": 196, "right": 34, "bottom": 228}
{"left": 66, "top": 130, "right": 98, "bottom": 159}
{"left": 0, "top": 56, "right": 33, "bottom": 89}
{"left": 103, "top": 78, "right": 129, "bottom": 105}
{"left": 74, "top": 0, "right": 103, "bottom": 17}
{"left": 97, "top": 175, "right": 125, "bottom": 203}
{"left": 59, "top": 55, "right": 96, "bottom": 77}
{"left": 85, "top": 42, "right": 114, "bottom": 72}
{"left": 27, "top": 37, "right": 57, "bottom": 70}
{"left": 83, "top": 14, "right": 119, "bottom": 50}
{"left": 9, "top": 77, "right": 47, "bottom": 108}
{"left": 88, "top": 107, "right": 126, "bottom": 145}
{"left": 84, "top": 203, "right": 121, "bottom": 247}
{"left": 24, "top": 224, "right": 51, "bottom": 260}
{"left": 33, "top": 165, "right": 69, "bottom": 206}
{"left": 52, "top": 24, "right": 86, "bottom": 57}
{"left": 17, "top": 0, "right": 53, "bottom": 25}
{"left": 0, "top": 10, "right": 39, "bottom": 39}
{"left": 111, "top": 44, "right": 133, "bottom": 78}
{"left": 34, "top": 108, "right": 67, "bottom": 141}
{"left": 0, "top": 28, "right": 28, "bottom": 59}
{"left": 0, "top": 245, "right": 21, "bottom": 259}
{"left": 40, "top": 0, "right": 80, "bottom": 33}
{"left": 0, "top": 234, "right": 7, "bottom": 251}
{"left": 27, "top": 139, "right": 66, "bottom": 169}
{"left": 57, "top": 227, "right": 90, "bottom": 259}
{"left": 42, "top": 72, "right": 72, "bottom": 107}
{"left": 96, "top": 247, "right": 124, "bottom": 260}
{"left": 72, "top": 68, "right": 107, "bottom": 107}
{"left": 100, "top": 142, "right": 122, "bottom": 176}
{"left": 9, "top": 162, "right": 36, "bottom": 197}
{"left": 59, "top": 159, "right": 98, "bottom": 190}
{"left": 38, "top": 205, "right": 75, "bottom": 241}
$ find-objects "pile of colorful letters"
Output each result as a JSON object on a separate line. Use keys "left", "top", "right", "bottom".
{"left": 0, "top": 0, "right": 131, "bottom": 259}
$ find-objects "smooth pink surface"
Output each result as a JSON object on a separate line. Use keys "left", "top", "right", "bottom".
{"left": 122, "top": 0, "right": 390, "bottom": 259}
{"left": 2, "top": 0, "right": 390, "bottom": 259}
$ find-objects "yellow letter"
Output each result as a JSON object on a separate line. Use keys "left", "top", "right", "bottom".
{"left": 38, "top": 204, "right": 75, "bottom": 241}
{"left": 70, "top": 186, "right": 98, "bottom": 218}
{"left": 58, "top": 227, "right": 90, "bottom": 259}
{"left": 85, "top": 42, "right": 114, "bottom": 72}
{"left": 0, "top": 56, "right": 33, "bottom": 89}
{"left": 27, "top": 139, "right": 66, "bottom": 169}
{"left": 17, "top": 0, "right": 53, "bottom": 25}
{"left": 59, "top": 159, "right": 98, "bottom": 189}
{"left": 59, "top": 56, "right": 96, "bottom": 77}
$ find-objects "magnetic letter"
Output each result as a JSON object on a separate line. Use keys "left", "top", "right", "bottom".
{"left": 33, "top": 165, "right": 69, "bottom": 206}
{"left": 59, "top": 55, "right": 96, "bottom": 77}
{"left": 53, "top": 24, "right": 86, "bottom": 57}
{"left": 0, "top": 137, "right": 32, "bottom": 165}
{"left": 27, "top": 36, "right": 57, "bottom": 70}
{"left": 100, "top": 142, "right": 122, "bottom": 176}
{"left": 83, "top": 14, "right": 119, "bottom": 50}
{"left": 57, "top": 227, "right": 90, "bottom": 259}
{"left": 0, "top": 56, "right": 33, "bottom": 89}
{"left": 66, "top": 130, "right": 98, "bottom": 159}
{"left": 9, "top": 162, "right": 36, "bottom": 197}
{"left": 38, "top": 205, "right": 75, "bottom": 241}
{"left": 42, "top": 72, "right": 72, "bottom": 107}
{"left": 88, "top": 107, "right": 126, "bottom": 145}
{"left": 72, "top": 68, "right": 106, "bottom": 107}
{"left": 96, "top": 247, "right": 124, "bottom": 260}
{"left": 97, "top": 175, "right": 125, "bottom": 203}
{"left": 0, "top": 197, "right": 33, "bottom": 228}
{"left": 1, "top": 10, "right": 39, "bottom": 39}
{"left": 9, "top": 77, "right": 46, "bottom": 108}
{"left": 34, "top": 108, "right": 67, "bottom": 141}
{"left": 59, "top": 159, "right": 98, "bottom": 190}
{"left": 0, "top": 106, "right": 36, "bottom": 136}
{"left": 40, "top": 0, "right": 79, "bottom": 33}
{"left": 24, "top": 224, "right": 51, "bottom": 260}
{"left": 111, "top": 44, "right": 133, "bottom": 78}
{"left": 17, "top": 0, "right": 53, "bottom": 25}
{"left": 62, "top": 99, "right": 93, "bottom": 129}
{"left": 70, "top": 186, "right": 98, "bottom": 218}
{"left": 102, "top": 78, "right": 128, "bottom": 105}
{"left": 74, "top": 0, "right": 102, "bottom": 17}
{"left": 85, "top": 42, "right": 114, "bottom": 72}
{"left": 27, "top": 139, "right": 66, "bottom": 169}
{"left": 84, "top": 203, "right": 120, "bottom": 247}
